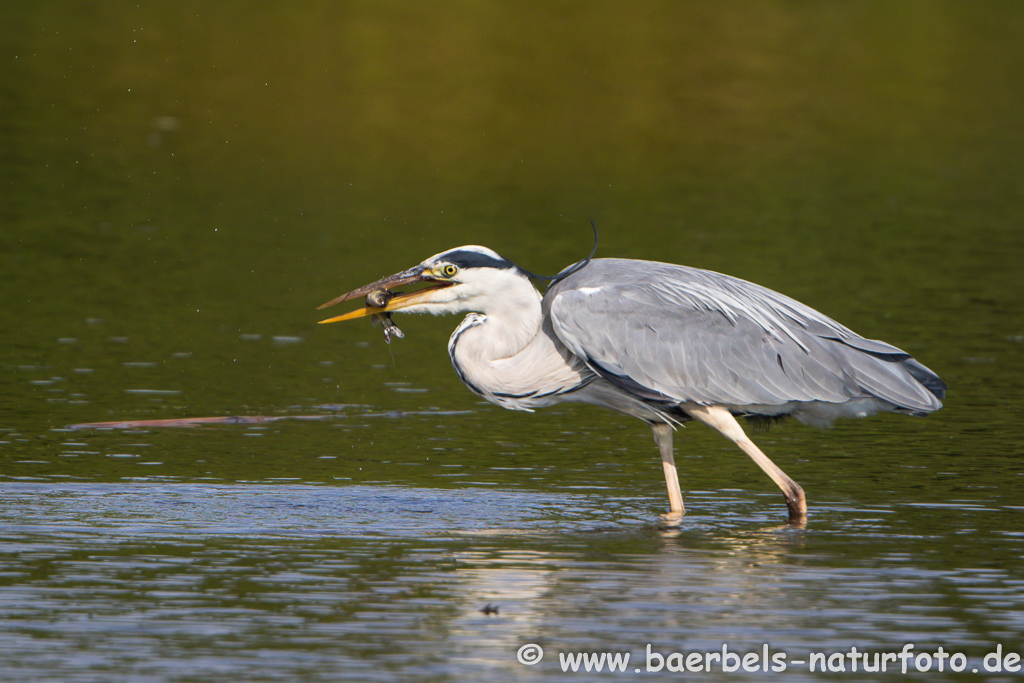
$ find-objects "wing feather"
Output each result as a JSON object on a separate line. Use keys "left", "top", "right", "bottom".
{"left": 545, "top": 259, "right": 943, "bottom": 413}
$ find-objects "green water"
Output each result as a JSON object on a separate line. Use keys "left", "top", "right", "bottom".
{"left": 2, "top": 2, "right": 1023, "bottom": 681}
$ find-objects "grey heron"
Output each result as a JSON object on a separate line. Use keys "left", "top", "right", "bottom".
{"left": 318, "top": 245, "right": 946, "bottom": 523}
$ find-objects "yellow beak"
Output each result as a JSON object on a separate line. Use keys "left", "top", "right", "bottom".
{"left": 317, "top": 266, "right": 452, "bottom": 324}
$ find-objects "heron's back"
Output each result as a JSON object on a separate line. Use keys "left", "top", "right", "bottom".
{"left": 544, "top": 258, "right": 945, "bottom": 425}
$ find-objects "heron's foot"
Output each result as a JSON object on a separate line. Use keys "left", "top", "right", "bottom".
{"left": 657, "top": 509, "right": 686, "bottom": 533}
{"left": 659, "top": 509, "right": 685, "bottom": 524}
{"left": 785, "top": 486, "right": 807, "bottom": 526}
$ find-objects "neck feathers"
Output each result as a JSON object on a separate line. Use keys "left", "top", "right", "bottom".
{"left": 449, "top": 276, "right": 543, "bottom": 363}
{"left": 447, "top": 282, "right": 590, "bottom": 407}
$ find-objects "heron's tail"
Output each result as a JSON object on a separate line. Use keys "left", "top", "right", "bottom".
{"left": 900, "top": 358, "right": 947, "bottom": 402}
{"left": 828, "top": 336, "right": 945, "bottom": 415}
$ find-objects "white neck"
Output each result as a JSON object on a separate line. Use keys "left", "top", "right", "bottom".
{"left": 446, "top": 274, "right": 589, "bottom": 407}
{"left": 450, "top": 273, "right": 543, "bottom": 362}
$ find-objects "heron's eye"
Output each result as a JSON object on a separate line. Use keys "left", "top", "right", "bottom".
{"left": 441, "top": 264, "right": 458, "bottom": 278}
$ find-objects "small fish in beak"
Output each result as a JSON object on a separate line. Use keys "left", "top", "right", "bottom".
{"left": 318, "top": 264, "right": 454, "bottom": 326}
{"left": 365, "top": 288, "right": 405, "bottom": 344}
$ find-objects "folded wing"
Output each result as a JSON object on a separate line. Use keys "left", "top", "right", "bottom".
{"left": 545, "top": 259, "right": 945, "bottom": 415}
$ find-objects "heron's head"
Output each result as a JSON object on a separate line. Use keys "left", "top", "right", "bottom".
{"left": 318, "top": 246, "right": 538, "bottom": 324}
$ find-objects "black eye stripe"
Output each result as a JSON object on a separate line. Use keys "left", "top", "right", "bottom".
{"left": 442, "top": 250, "right": 516, "bottom": 271}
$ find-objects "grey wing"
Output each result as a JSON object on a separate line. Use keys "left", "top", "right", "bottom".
{"left": 544, "top": 259, "right": 944, "bottom": 413}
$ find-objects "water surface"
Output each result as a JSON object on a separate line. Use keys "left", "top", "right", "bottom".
{"left": 2, "top": 2, "right": 1023, "bottom": 681}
